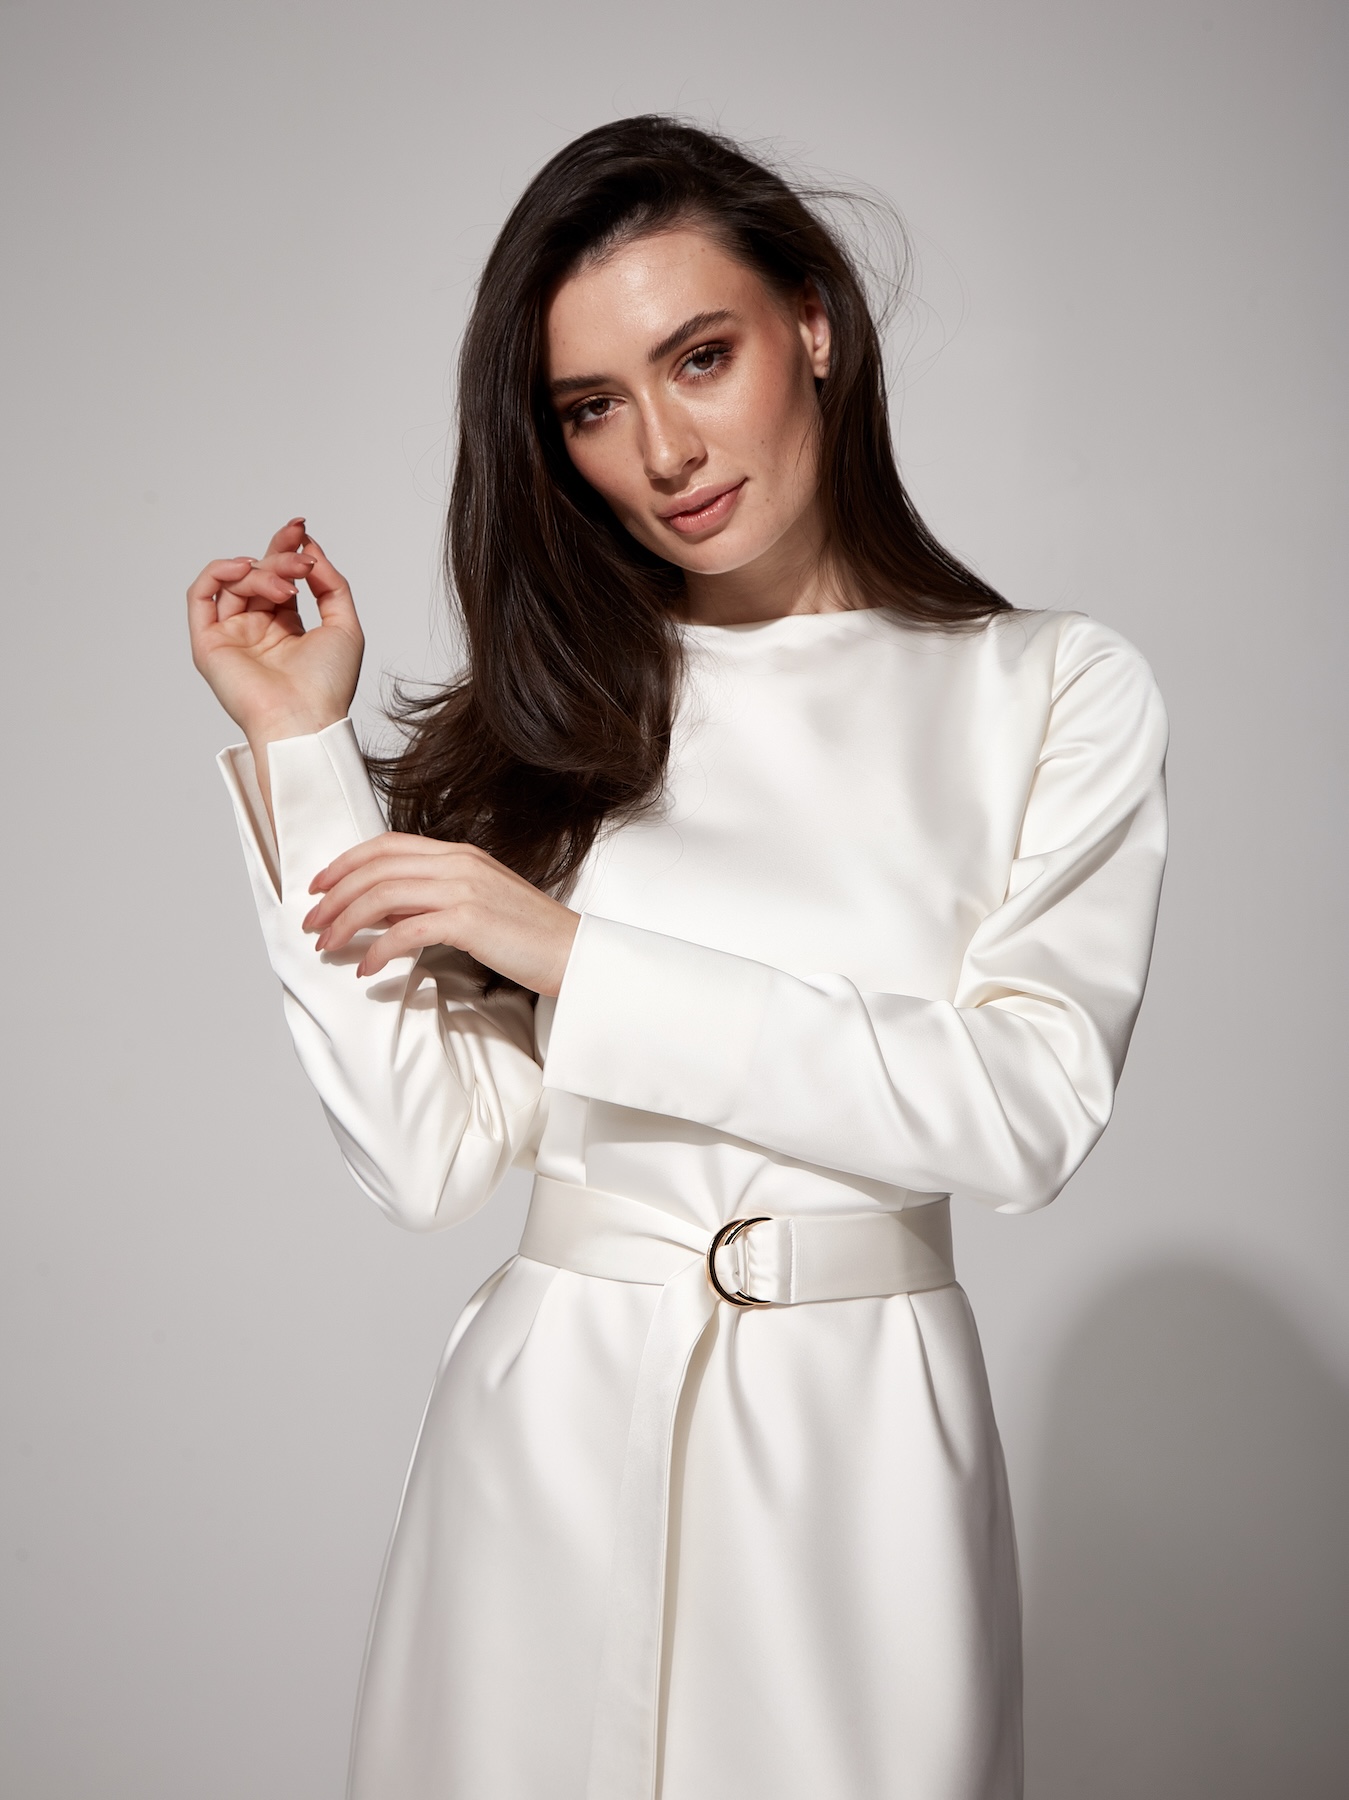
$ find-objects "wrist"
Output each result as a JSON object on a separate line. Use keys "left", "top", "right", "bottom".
{"left": 536, "top": 908, "right": 581, "bottom": 998}
{"left": 245, "top": 709, "right": 347, "bottom": 753}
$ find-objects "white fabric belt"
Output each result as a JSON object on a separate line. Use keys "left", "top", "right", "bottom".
{"left": 519, "top": 1174, "right": 956, "bottom": 1800}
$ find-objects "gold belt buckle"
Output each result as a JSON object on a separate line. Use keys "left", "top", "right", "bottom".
{"left": 706, "top": 1217, "right": 772, "bottom": 1307}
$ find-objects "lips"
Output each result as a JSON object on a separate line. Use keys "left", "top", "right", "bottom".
{"left": 660, "top": 480, "right": 746, "bottom": 535}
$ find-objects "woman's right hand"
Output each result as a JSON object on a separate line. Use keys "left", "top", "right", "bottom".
{"left": 187, "top": 517, "right": 364, "bottom": 756}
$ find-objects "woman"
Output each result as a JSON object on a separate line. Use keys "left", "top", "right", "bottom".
{"left": 188, "top": 117, "right": 1167, "bottom": 1800}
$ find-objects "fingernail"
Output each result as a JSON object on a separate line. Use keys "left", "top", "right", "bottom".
{"left": 249, "top": 559, "right": 260, "bottom": 568}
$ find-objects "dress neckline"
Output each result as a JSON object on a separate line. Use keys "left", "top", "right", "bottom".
{"left": 675, "top": 607, "right": 888, "bottom": 643}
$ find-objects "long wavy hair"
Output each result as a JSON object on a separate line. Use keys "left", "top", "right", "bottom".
{"left": 372, "top": 116, "right": 1008, "bottom": 945}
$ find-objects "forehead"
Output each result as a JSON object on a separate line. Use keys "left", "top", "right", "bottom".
{"left": 543, "top": 226, "right": 778, "bottom": 373}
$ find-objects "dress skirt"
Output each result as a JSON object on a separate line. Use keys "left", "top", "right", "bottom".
{"left": 349, "top": 1260, "right": 1022, "bottom": 1800}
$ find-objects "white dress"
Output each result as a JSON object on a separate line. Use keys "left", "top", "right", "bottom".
{"left": 219, "top": 605, "right": 1167, "bottom": 1800}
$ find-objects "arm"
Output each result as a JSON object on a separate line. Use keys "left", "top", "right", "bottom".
{"left": 541, "top": 617, "right": 1169, "bottom": 1213}
{"left": 220, "top": 719, "right": 545, "bottom": 1231}
{"left": 189, "top": 520, "right": 558, "bottom": 1230}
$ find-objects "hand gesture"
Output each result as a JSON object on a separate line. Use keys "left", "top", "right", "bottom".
{"left": 187, "top": 518, "right": 364, "bottom": 751}
{"left": 303, "top": 834, "right": 581, "bottom": 998}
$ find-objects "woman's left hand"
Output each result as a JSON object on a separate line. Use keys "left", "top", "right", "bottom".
{"left": 304, "top": 833, "right": 580, "bottom": 996}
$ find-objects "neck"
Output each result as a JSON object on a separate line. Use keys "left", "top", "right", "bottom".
{"left": 677, "top": 501, "right": 850, "bottom": 628}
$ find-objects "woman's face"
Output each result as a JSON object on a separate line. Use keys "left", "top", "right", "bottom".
{"left": 543, "top": 225, "right": 831, "bottom": 578}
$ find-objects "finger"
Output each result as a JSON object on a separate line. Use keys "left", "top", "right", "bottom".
{"left": 264, "top": 516, "right": 309, "bottom": 558}
{"left": 303, "top": 855, "right": 462, "bottom": 930}
{"left": 222, "top": 595, "right": 307, "bottom": 632}
{"left": 235, "top": 563, "right": 301, "bottom": 600}
{"left": 308, "top": 842, "right": 458, "bottom": 908}
{"left": 357, "top": 913, "right": 464, "bottom": 979}
{"left": 297, "top": 532, "right": 362, "bottom": 636}
{"left": 318, "top": 886, "right": 466, "bottom": 951}
{"left": 318, "top": 879, "right": 476, "bottom": 951}
{"left": 310, "top": 832, "right": 458, "bottom": 893}
{"left": 225, "top": 553, "right": 313, "bottom": 613}
{"left": 187, "top": 556, "right": 255, "bottom": 649}
{"left": 215, "top": 565, "right": 301, "bottom": 622}
{"left": 254, "top": 550, "right": 317, "bottom": 579}
{"left": 188, "top": 556, "right": 256, "bottom": 603}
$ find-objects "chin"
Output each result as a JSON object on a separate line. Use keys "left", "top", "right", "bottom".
{"left": 662, "top": 526, "right": 776, "bottom": 577}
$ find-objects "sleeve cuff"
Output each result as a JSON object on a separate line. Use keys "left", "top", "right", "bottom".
{"left": 216, "top": 718, "right": 387, "bottom": 905}
{"left": 541, "top": 913, "right": 775, "bottom": 1124}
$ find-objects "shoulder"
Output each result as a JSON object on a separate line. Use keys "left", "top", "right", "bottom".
{"left": 1046, "top": 612, "right": 1168, "bottom": 755}
{"left": 975, "top": 606, "right": 1154, "bottom": 682}
{"left": 974, "top": 608, "right": 1167, "bottom": 739}
{"left": 1042, "top": 611, "right": 1162, "bottom": 703}
{"left": 883, "top": 606, "right": 1153, "bottom": 684}
{"left": 983, "top": 613, "right": 1169, "bottom": 829}
{"left": 864, "top": 607, "right": 1167, "bottom": 767}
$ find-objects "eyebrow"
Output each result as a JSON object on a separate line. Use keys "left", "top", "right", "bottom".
{"left": 547, "top": 309, "right": 740, "bottom": 400}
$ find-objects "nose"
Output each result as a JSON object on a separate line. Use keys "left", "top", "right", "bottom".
{"left": 639, "top": 396, "right": 705, "bottom": 487}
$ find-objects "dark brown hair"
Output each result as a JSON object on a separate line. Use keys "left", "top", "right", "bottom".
{"left": 372, "top": 116, "right": 1007, "bottom": 941}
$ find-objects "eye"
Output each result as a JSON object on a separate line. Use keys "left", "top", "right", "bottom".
{"left": 678, "top": 341, "right": 732, "bottom": 380}
{"left": 566, "top": 394, "right": 619, "bottom": 431}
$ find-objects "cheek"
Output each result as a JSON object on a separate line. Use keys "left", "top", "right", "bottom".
{"left": 565, "top": 429, "right": 665, "bottom": 547}
{"left": 728, "top": 355, "right": 817, "bottom": 473}
{"left": 566, "top": 429, "right": 638, "bottom": 514}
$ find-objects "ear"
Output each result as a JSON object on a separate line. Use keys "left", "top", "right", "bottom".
{"left": 797, "top": 280, "right": 832, "bottom": 381}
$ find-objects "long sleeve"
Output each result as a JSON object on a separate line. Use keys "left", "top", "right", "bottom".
{"left": 542, "top": 617, "right": 1168, "bottom": 1213}
{"left": 218, "top": 720, "right": 544, "bottom": 1232}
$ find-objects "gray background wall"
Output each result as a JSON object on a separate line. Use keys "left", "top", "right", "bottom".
{"left": 2, "top": 2, "right": 1345, "bottom": 1795}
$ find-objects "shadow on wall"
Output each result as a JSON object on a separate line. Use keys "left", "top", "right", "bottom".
{"left": 1023, "top": 1263, "right": 1349, "bottom": 1800}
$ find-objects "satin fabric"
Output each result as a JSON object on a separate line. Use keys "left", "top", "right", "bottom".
{"left": 520, "top": 1176, "right": 959, "bottom": 1799}
{"left": 219, "top": 605, "right": 1168, "bottom": 1800}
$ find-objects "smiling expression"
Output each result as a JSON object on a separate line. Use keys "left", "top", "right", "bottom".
{"left": 543, "top": 225, "right": 832, "bottom": 580}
